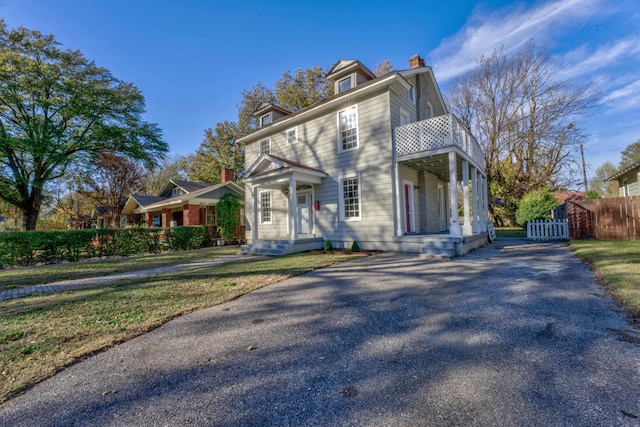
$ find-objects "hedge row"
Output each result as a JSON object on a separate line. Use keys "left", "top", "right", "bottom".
{"left": 0, "top": 226, "right": 206, "bottom": 268}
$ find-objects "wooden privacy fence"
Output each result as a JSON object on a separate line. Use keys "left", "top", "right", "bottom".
{"left": 527, "top": 219, "right": 569, "bottom": 241}
{"left": 571, "top": 196, "right": 640, "bottom": 240}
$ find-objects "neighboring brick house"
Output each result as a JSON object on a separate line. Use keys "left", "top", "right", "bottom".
{"left": 240, "top": 55, "right": 489, "bottom": 257}
{"left": 121, "top": 169, "right": 244, "bottom": 229}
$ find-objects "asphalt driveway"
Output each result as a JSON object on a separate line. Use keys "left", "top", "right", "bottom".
{"left": 2, "top": 238, "right": 639, "bottom": 426}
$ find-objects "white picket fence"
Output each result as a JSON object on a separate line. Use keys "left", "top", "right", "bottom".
{"left": 527, "top": 219, "right": 569, "bottom": 241}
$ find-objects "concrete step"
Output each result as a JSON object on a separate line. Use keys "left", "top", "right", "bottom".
{"left": 420, "top": 241, "right": 456, "bottom": 258}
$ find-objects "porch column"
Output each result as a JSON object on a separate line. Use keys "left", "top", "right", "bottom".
{"left": 393, "top": 161, "right": 403, "bottom": 237}
{"left": 448, "top": 152, "right": 463, "bottom": 238}
{"left": 252, "top": 186, "right": 259, "bottom": 242}
{"left": 462, "top": 160, "right": 472, "bottom": 236}
{"left": 472, "top": 167, "right": 481, "bottom": 233}
{"left": 161, "top": 209, "right": 171, "bottom": 229}
{"left": 288, "top": 177, "right": 297, "bottom": 241}
{"left": 482, "top": 175, "right": 489, "bottom": 231}
{"left": 144, "top": 212, "right": 153, "bottom": 228}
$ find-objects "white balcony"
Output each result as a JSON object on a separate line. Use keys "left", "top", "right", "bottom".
{"left": 395, "top": 114, "right": 484, "bottom": 171}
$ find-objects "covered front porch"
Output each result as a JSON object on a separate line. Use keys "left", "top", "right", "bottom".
{"left": 393, "top": 114, "right": 489, "bottom": 256}
{"left": 243, "top": 154, "right": 327, "bottom": 255}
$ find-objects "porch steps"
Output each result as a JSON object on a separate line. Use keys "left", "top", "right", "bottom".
{"left": 419, "top": 240, "right": 456, "bottom": 258}
{"left": 241, "top": 240, "right": 289, "bottom": 256}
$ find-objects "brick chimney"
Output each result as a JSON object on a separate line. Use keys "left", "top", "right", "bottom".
{"left": 221, "top": 168, "right": 234, "bottom": 183}
{"left": 409, "top": 54, "right": 425, "bottom": 69}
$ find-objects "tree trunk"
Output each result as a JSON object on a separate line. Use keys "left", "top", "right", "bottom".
{"left": 22, "top": 207, "right": 40, "bottom": 231}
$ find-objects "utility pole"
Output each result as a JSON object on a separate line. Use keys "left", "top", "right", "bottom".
{"left": 580, "top": 143, "right": 588, "bottom": 193}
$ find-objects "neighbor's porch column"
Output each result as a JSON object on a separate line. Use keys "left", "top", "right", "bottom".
{"left": 393, "top": 161, "right": 403, "bottom": 237}
{"left": 472, "top": 167, "right": 481, "bottom": 233}
{"left": 288, "top": 177, "right": 297, "bottom": 241}
{"left": 448, "top": 151, "right": 463, "bottom": 238}
{"left": 462, "top": 160, "right": 473, "bottom": 236}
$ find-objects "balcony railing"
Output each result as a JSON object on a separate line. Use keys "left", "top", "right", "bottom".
{"left": 395, "top": 114, "right": 484, "bottom": 168}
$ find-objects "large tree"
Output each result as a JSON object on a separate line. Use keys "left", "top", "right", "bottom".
{"left": 78, "top": 152, "right": 142, "bottom": 227}
{"left": 446, "top": 41, "right": 598, "bottom": 223}
{"left": 589, "top": 161, "right": 619, "bottom": 198}
{"left": 189, "top": 121, "right": 243, "bottom": 184}
{"left": 620, "top": 140, "right": 640, "bottom": 168}
{"left": 139, "top": 154, "right": 190, "bottom": 196}
{"left": 0, "top": 21, "right": 167, "bottom": 230}
{"left": 275, "top": 66, "right": 332, "bottom": 113}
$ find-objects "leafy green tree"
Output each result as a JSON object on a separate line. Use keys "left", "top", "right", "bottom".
{"left": 237, "top": 82, "right": 276, "bottom": 135}
{"left": 275, "top": 66, "right": 332, "bottom": 112}
{"left": 589, "top": 161, "right": 619, "bottom": 198}
{"left": 140, "top": 154, "right": 190, "bottom": 195}
{"left": 215, "top": 193, "right": 242, "bottom": 243}
{"left": 619, "top": 140, "right": 640, "bottom": 168}
{"left": 0, "top": 21, "right": 167, "bottom": 230}
{"left": 515, "top": 188, "right": 559, "bottom": 226}
{"left": 189, "top": 121, "right": 244, "bottom": 184}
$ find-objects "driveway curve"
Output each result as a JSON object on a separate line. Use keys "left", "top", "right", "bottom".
{"left": 2, "top": 238, "right": 639, "bottom": 426}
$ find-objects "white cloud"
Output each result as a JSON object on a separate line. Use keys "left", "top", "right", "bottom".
{"left": 602, "top": 79, "right": 640, "bottom": 111}
{"left": 554, "top": 38, "right": 640, "bottom": 80}
{"left": 429, "top": 0, "right": 606, "bottom": 81}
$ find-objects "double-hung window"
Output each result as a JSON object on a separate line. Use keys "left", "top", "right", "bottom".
{"left": 260, "top": 191, "right": 272, "bottom": 224}
{"left": 259, "top": 138, "right": 271, "bottom": 155}
{"left": 338, "top": 106, "right": 358, "bottom": 152}
{"left": 339, "top": 174, "right": 361, "bottom": 221}
{"left": 286, "top": 127, "right": 297, "bottom": 145}
{"left": 260, "top": 114, "right": 271, "bottom": 127}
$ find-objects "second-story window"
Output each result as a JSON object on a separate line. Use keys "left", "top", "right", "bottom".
{"left": 338, "top": 76, "right": 352, "bottom": 93}
{"left": 338, "top": 106, "right": 358, "bottom": 152}
{"left": 286, "top": 127, "right": 297, "bottom": 145}
{"left": 408, "top": 86, "right": 415, "bottom": 103}
{"left": 259, "top": 138, "right": 271, "bottom": 155}
{"left": 260, "top": 114, "right": 271, "bottom": 127}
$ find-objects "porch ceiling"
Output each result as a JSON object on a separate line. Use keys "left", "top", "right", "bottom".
{"left": 399, "top": 153, "right": 456, "bottom": 182}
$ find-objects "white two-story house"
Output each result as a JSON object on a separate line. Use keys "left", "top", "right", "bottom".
{"left": 240, "top": 55, "right": 488, "bottom": 257}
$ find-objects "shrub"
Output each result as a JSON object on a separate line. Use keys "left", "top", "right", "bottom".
{"left": 324, "top": 240, "right": 332, "bottom": 251}
{"left": 164, "top": 226, "right": 205, "bottom": 251}
{"left": 515, "top": 189, "right": 559, "bottom": 226}
{"left": 216, "top": 193, "right": 242, "bottom": 243}
{"left": 350, "top": 241, "right": 360, "bottom": 252}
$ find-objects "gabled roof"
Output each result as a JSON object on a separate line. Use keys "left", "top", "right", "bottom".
{"left": 159, "top": 179, "right": 211, "bottom": 197}
{"left": 605, "top": 160, "right": 640, "bottom": 182}
{"left": 326, "top": 60, "right": 376, "bottom": 81}
{"left": 254, "top": 102, "right": 292, "bottom": 118}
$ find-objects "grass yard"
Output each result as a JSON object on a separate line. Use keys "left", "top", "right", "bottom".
{"left": 569, "top": 240, "right": 640, "bottom": 321}
{"left": 0, "top": 251, "right": 363, "bottom": 403}
{"left": 0, "top": 246, "right": 240, "bottom": 292}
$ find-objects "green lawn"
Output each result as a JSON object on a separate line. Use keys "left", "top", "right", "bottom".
{"left": 0, "top": 246, "right": 240, "bottom": 292}
{"left": 0, "top": 250, "right": 363, "bottom": 403}
{"left": 568, "top": 240, "right": 640, "bottom": 321}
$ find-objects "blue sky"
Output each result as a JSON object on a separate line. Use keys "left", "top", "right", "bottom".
{"left": 2, "top": 0, "right": 639, "bottom": 181}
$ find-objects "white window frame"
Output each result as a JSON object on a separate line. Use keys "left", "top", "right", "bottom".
{"left": 259, "top": 190, "right": 272, "bottom": 224}
{"left": 259, "top": 137, "right": 271, "bottom": 155}
{"left": 338, "top": 75, "right": 353, "bottom": 93}
{"left": 339, "top": 173, "right": 362, "bottom": 222}
{"left": 286, "top": 127, "right": 298, "bottom": 145}
{"left": 337, "top": 105, "right": 359, "bottom": 153}
{"left": 407, "top": 86, "right": 415, "bottom": 103}
{"left": 260, "top": 113, "right": 271, "bottom": 127}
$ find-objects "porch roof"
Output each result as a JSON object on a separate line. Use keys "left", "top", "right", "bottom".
{"left": 245, "top": 154, "right": 327, "bottom": 186}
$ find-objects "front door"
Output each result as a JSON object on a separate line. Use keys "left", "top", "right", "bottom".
{"left": 297, "top": 193, "right": 311, "bottom": 235}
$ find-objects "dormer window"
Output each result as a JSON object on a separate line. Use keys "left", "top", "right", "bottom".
{"left": 260, "top": 113, "right": 271, "bottom": 127}
{"left": 338, "top": 76, "right": 353, "bottom": 93}
{"left": 171, "top": 187, "right": 184, "bottom": 197}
